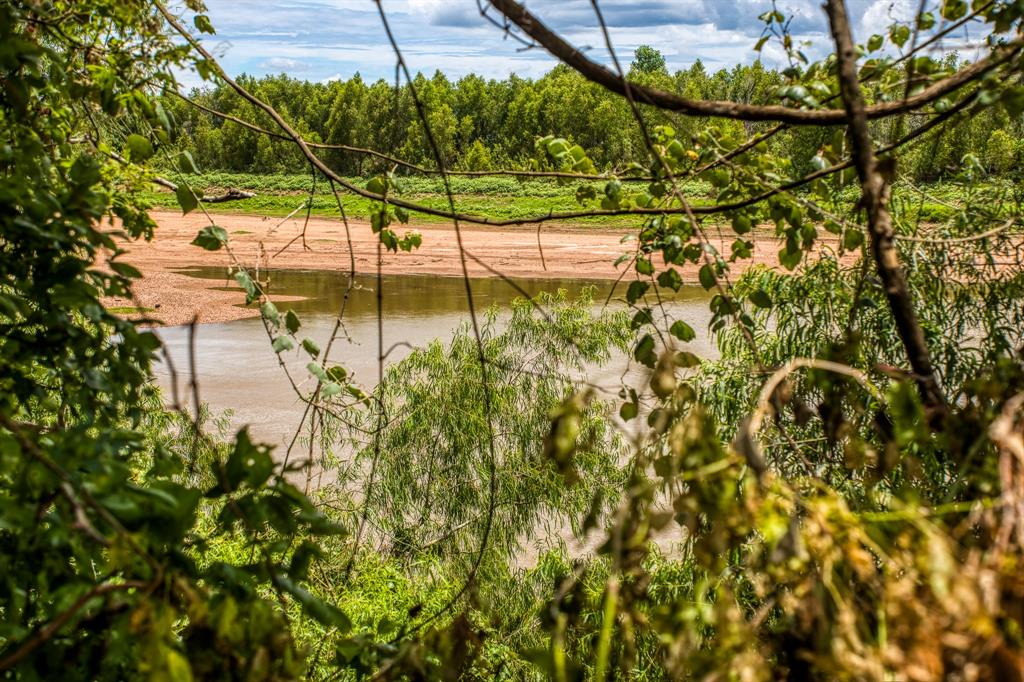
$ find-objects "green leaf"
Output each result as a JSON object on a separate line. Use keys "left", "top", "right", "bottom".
{"left": 190, "top": 225, "right": 227, "bottom": 251}
{"left": 843, "top": 228, "right": 865, "bottom": 251}
{"left": 380, "top": 229, "right": 398, "bottom": 251}
{"left": 301, "top": 338, "right": 320, "bottom": 358}
{"left": 346, "top": 385, "right": 369, "bottom": 403}
{"left": 698, "top": 264, "right": 717, "bottom": 291}
{"left": 399, "top": 231, "right": 422, "bottom": 251}
{"left": 732, "top": 214, "right": 752, "bottom": 235}
{"left": 656, "top": 268, "right": 682, "bottom": 291}
{"left": 1002, "top": 87, "right": 1024, "bottom": 118}
{"left": 285, "top": 310, "right": 301, "bottom": 335}
{"left": 631, "top": 308, "right": 653, "bottom": 330}
{"left": 889, "top": 24, "right": 910, "bottom": 47}
{"left": 277, "top": 576, "right": 351, "bottom": 631}
{"left": 635, "top": 257, "right": 655, "bottom": 275}
{"left": 634, "top": 334, "right": 657, "bottom": 368}
{"left": 289, "top": 540, "right": 323, "bottom": 581}
{"left": 670, "top": 320, "right": 696, "bottom": 343}
{"left": 307, "top": 362, "right": 329, "bottom": 382}
{"left": 867, "top": 34, "right": 883, "bottom": 52}
{"left": 749, "top": 289, "right": 773, "bottom": 309}
{"left": 626, "top": 280, "right": 650, "bottom": 304}
{"left": 109, "top": 261, "right": 142, "bottom": 279}
{"left": 176, "top": 184, "right": 199, "bottom": 215}
{"left": 370, "top": 208, "right": 389, "bottom": 233}
{"left": 619, "top": 401, "right": 638, "bottom": 421}
{"left": 731, "top": 239, "right": 753, "bottom": 261}
{"left": 225, "top": 428, "right": 274, "bottom": 490}
{"left": 125, "top": 134, "right": 153, "bottom": 162}
{"left": 261, "top": 301, "right": 280, "bottom": 326}
{"left": 708, "top": 169, "right": 729, "bottom": 188}
{"left": 272, "top": 336, "right": 294, "bottom": 353}
{"left": 673, "top": 351, "right": 701, "bottom": 368}
{"left": 235, "top": 270, "right": 258, "bottom": 304}
{"left": 193, "top": 14, "right": 216, "bottom": 34}
{"left": 940, "top": 0, "right": 966, "bottom": 20}
{"left": 778, "top": 245, "right": 802, "bottom": 270}
{"left": 178, "top": 150, "right": 199, "bottom": 174}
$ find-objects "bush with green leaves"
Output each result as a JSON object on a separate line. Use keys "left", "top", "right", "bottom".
{"left": 0, "top": 3, "right": 354, "bottom": 679}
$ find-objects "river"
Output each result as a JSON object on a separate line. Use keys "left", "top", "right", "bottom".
{"left": 153, "top": 267, "right": 715, "bottom": 447}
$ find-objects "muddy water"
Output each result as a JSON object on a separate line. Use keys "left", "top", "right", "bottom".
{"left": 153, "top": 268, "right": 715, "bottom": 447}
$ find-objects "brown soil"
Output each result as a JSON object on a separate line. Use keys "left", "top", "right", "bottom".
{"left": 105, "top": 211, "right": 843, "bottom": 326}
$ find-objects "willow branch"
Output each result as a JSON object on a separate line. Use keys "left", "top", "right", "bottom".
{"left": 749, "top": 359, "right": 884, "bottom": 439}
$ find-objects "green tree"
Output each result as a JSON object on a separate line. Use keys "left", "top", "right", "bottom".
{"left": 630, "top": 44, "right": 668, "bottom": 75}
{"left": 986, "top": 128, "right": 1017, "bottom": 174}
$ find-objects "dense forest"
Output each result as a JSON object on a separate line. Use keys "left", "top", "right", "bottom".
{"left": 164, "top": 50, "right": 1024, "bottom": 180}
{"left": 5, "top": 0, "right": 1024, "bottom": 680}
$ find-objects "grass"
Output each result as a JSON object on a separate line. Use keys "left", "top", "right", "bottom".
{"left": 108, "top": 306, "right": 156, "bottom": 315}
{"left": 143, "top": 171, "right": 1023, "bottom": 229}
{"left": 143, "top": 172, "right": 717, "bottom": 227}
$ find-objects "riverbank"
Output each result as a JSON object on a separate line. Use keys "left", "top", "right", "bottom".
{"left": 104, "top": 210, "right": 843, "bottom": 326}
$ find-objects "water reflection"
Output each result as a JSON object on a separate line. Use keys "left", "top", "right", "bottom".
{"left": 155, "top": 268, "right": 715, "bottom": 446}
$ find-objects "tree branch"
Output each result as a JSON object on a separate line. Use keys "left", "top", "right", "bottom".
{"left": 107, "top": 150, "right": 255, "bottom": 202}
{"left": 825, "top": 0, "right": 946, "bottom": 414}
{"left": 0, "top": 580, "right": 150, "bottom": 672}
{"left": 487, "top": 0, "right": 1019, "bottom": 125}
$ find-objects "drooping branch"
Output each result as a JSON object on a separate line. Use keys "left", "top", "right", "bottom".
{"left": 825, "top": 0, "right": 946, "bottom": 413}
{"left": 487, "top": 0, "right": 1019, "bottom": 125}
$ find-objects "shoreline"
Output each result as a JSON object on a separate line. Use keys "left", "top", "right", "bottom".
{"left": 104, "top": 210, "right": 843, "bottom": 326}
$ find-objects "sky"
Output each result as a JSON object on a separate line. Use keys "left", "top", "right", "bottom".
{"left": 175, "top": 0, "right": 966, "bottom": 88}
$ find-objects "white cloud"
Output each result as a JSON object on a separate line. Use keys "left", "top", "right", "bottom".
{"left": 860, "top": 0, "right": 916, "bottom": 37}
{"left": 183, "top": 0, "right": 960, "bottom": 85}
{"left": 259, "top": 56, "right": 306, "bottom": 71}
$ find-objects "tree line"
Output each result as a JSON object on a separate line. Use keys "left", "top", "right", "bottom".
{"left": 163, "top": 46, "right": 1024, "bottom": 180}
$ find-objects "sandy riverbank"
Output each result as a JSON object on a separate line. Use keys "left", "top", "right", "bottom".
{"left": 104, "top": 211, "right": 842, "bottom": 326}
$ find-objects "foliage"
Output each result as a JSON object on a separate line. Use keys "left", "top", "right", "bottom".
{"left": 0, "top": 3, "right": 350, "bottom": 680}
{"left": 629, "top": 46, "right": 668, "bottom": 76}
{"left": 6, "top": 0, "right": 1024, "bottom": 680}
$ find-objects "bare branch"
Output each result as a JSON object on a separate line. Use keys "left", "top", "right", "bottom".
{"left": 825, "top": 0, "right": 947, "bottom": 413}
